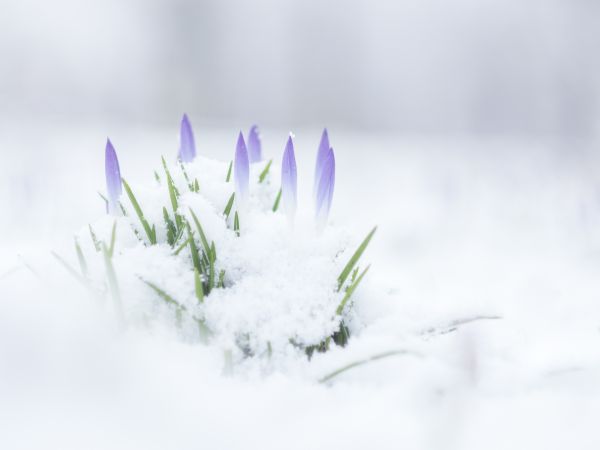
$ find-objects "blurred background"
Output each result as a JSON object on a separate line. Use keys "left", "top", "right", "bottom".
{"left": 1, "top": 0, "right": 599, "bottom": 136}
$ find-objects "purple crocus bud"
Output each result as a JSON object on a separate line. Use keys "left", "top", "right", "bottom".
{"left": 315, "top": 147, "right": 335, "bottom": 228}
{"left": 234, "top": 131, "right": 249, "bottom": 205}
{"left": 313, "top": 128, "right": 329, "bottom": 198}
{"left": 281, "top": 135, "right": 297, "bottom": 220}
{"left": 178, "top": 113, "right": 196, "bottom": 163}
{"left": 247, "top": 125, "right": 262, "bottom": 163}
{"left": 105, "top": 138, "right": 122, "bottom": 215}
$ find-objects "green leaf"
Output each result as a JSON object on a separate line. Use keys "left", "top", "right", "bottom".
{"left": 233, "top": 211, "right": 240, "bottom": 237}
{"left": 223, "top": 192, "right": 235, "bottom": 219}
{"left": 107, "top": 220, "right": 117, "bottom": 258}
{"left": 208, "top": 241, "right": 216, "bottom": 290}
{"left": 162, "top": 157, "right": 183, "bottom": 231}
{"left": 217, "top": 269, "right": 226, "bottom": 288}
{"left": 163, "top": 207, "right": 177, "bottom": 246}
{"left": 225, "top": 160, "right": 233, "bottom": 182}
{"left": 337, "top": 226, "right": 377, "bottom": 292}
{"left": 258, "top": 159, "right": 272, "bottom": 183}
{"left": 154, "top": 170, "right": 161, "bottom": 184}
{"left": 179, "top": 160, "right": 193, "bottom": 191}
{"left": 188, "top": 208, "right": 211, "bottom": 258}
{"left": 172, "top": 235, "right": 192, "bottom": 255}
{"left": 193, "top": 178, "right": 200, "bottom": 192}
{"left": 194, "top": 268, "right": 204, "bottom": 303}
{"left": 272, "top": 188, "right": 282, "bottom": 212}
{"left": 186, "top": 223, "right": 202, "bottom": 273}
{"left": 140, "top": 277, "right": 183, "bottom": 310}
{"left": 51, "top": 251, "right": 89, "bottom": 287}
{"left": 88, "top": 225, "right": 101, "bottom": 252}
{"left": 336, "top": 265, "right": 370, "bottom": 315}
{"left": 122, "top": 178, "right": 157, "bottom": 245}
{"left": 74, "top": 239, "right": 88, "bottom": 277}
{"left": 102, "top": 242, "right": 124, "bottom": 321}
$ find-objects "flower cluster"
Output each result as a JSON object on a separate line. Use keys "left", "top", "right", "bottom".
{"left": 59, "top": 114, "right": 375, "bottom": 357}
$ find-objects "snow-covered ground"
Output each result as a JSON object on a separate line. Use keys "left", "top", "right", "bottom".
{"left": 1, "top": 122, "right": 600, "bottom": 449}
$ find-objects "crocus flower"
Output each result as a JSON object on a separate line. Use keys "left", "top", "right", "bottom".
{"left": 315, "top": 147, "right": 335, "bottom": 228}
{"left": 247, "top": 125, "right": 262, "bottom": 163}
{"left": 234, "top": 131, "right": 249, "bottom": 205}
{"left": 105, "top": 138, "right": 122, "bottom": 215}
{"left": 281, "top": 135, "right": 297, "bottom": 220}
{"left": 313, "top": 128, "right": 329, "bottom": 198}
{"left": 178, "top": 113, "right": 196, "bottom": 163}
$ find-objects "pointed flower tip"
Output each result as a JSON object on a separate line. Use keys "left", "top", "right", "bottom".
{"left": 281, "top": 135, "right": 298, "bottom": 218}
{"left": 247, "top": 125, "right": 262, "bottom": 163}
{"left": 179, "top": 113, "right": 196, "bottom": 163}
{"left": 314, "top": 128, "right": 332, "bottom": 195}
{"left": 105, "top": 138, "right": 122, "bottom": 215}
{"left": 315, "top": 147, "right": 335, "bottom": 225}
{"left": 234, "top": 132, "right": 249, "bottom": 202}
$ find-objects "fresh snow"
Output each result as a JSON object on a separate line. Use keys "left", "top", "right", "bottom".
{"left": 1, "top": 125, "right": 599, "bottom": 449}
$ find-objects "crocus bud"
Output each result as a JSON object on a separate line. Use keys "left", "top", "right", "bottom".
{"left": 105, "top": 138, "right": 122, "bottom": 215}
{"left": 247, "top": 125, "right": 262, "bottom": 163}
{"left": 313, "top": 128, "right": 330, "bottom": 199}
{"left": 315, "top": 147, "right": 335, "bottom": 229}
{"left": 178, "top": 113, "right": 196, "bottom": 163}
{"left": 234, "top": 132, "right": 249, "bottom": 206}
{"left": 281, "top": 135, "right": 297, "bottom": 220}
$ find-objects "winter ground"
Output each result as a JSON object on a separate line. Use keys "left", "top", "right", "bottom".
{"left": 1, "top": 122, "right": 600, "bottom": 449}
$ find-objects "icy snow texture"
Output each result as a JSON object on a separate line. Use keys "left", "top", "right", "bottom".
{"left": 2, "top": 127, "right": 600, "bottom": 450}
{"left": 76, "top": 154, "right": 355, "bottom": 356}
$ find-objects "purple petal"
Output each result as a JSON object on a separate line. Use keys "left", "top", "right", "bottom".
{"left": 247, "top": 125, "right": 262, "bottom": 163}
{"left": 281, "top": 135, "right": 297, "bottom": 218}
{"left": 234, "top": 131, "right": 249, "bottom": 204}
{"left": 178, "top": 113, "right": 196, "bottom": 163}
{"left": 313, "top": 128, "right": 330, "bottom": 197}
{"left": 105, "top": 138, "right": 122, "bottom": 215}
{"left": 315, "top": 147, "right": 335, "bottom": 226}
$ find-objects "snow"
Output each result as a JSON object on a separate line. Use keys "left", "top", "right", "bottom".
{"left": 1, "top": 125, "right": 600, "bottom": 449}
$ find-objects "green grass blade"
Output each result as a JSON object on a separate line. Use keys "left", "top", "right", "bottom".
{"left": 189, "top": 208, "right": 211, "bottom": 257}
{"left": 162, "top": 157, "right": 183, "bottom": 231}
{"left": 163, "top": 207, "right": 176, "bottom": 246}
{"left": 153, "top": 170, "right": 161, "bottom": 184}
{"left": 208, "top": 241, "right": 216, "bottom": 290}
{"left": 193, "top": 178, "right": 200, "bottom": 192}
{"left": 102, "top": 242, "right": 124, "bottom": 322}
{"left": 318, "top": 350, "right": 415, "bottom": 384}
{"left": 173, "top": 235, "right": 192, "bottom": 255}
{"left": 186, "top": 224, "right": 202, "bottom": 272}
{"left": 51, "top": 251, "right": 89, "bottom": 287}
{"left": 225, "top": 160, "right": 233, "bottom": 182}
{"left": 337, "top": 226, "right": 377, "bottom": 292}
{"left": 122, "top": 178, "right": 157, "bottom": 245}
{"left": 336, "top": 265, "right": 370, "bottom": 315}
{"left": 107, "top": 220, "right": 117, "bottom": 257}
{"left": 194, "top": 268, "right": 204, "bottom": 303}
{"left": 179, "top": 160, "right": 193, "bottom": 191}
{"left": 74, "top": 239, "right": 88, "bottom": 277}
{"left": 88, "top": 225, "right": 101, "bottom": 251}
{"left": 223, "top": 193, "right": 235, "bottom": 219}
{"left": 258, "top": 159, "right": 272, "bottom": 183}
{"left": 140, "top": 277, "right": 184, "bottom": 309}
{"left": 272, "top": 188, "right": 282, "bottom": 212}
{"left": 233, "top": 211, "right": 240, "bottom": 237}
{"left": 217, "top": 269, "right": 225, "bottom": 288}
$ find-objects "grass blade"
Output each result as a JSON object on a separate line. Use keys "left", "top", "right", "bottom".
{"left": 217, "top": 269, "right": 225, "bottom": 288}
{"left": 89, "top": 225, "right": 101, "bottom": 252}
{"left": 258, "top": 159, "right": 272, "bottom": 183}
{"left": 233, "top": 211, "right": 240, "bottom": 237}
{"left": 225, "top": 160, "right": 233, "bottom": 182}
{"left": 336, "top": 265, "right": 370, "bottom": 315}
{"left": 337, "top": 226, "right": 377, "bottom": 292}
{"left": 189, "top": 208, "right": 211, "bottom": 258}
{"left": 272, "top": 188, "right": 282, "bottom": 212}
{"left": 173, "top": 235, "right": 192, "bottom": 255}
{"left": 195, "top": 271, "right": 205, "bottom": 302}
{"left": 223, "top": 192, "right": 235, "bottom": 219}
{"left": 51, "top": 251, "right": 88, "bottom": 287}
{"left": 318, "top": 350, "right": 417, "bottom": 384}
{"left": 122, "top": 178, "right": 157, "bottom": 245}
{"left": 74, "top": 239, "right": 88, "bottom": 277}
{"left": 102, "top": 242, "right": 124, "bottom": 322}
{"left": 162, "top": 157, "right": 183, "bottom": 231}
{"left": 107, "top": 220, "right": 117, "bottom": 257}
{"left": 186, "top": 224, "right": 202, "bottom": 272}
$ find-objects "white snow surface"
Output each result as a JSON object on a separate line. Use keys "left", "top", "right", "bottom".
{"left": 1, "top": 124, "right": 600, "bottom": 449}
